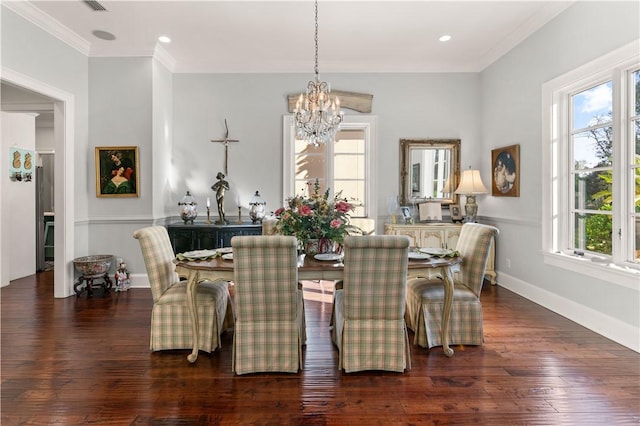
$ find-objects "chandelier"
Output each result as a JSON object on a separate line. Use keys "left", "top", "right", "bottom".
{"left": 293, "top": 0, "right": 343, "bottom": 147}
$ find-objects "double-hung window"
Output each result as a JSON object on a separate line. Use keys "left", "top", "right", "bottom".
{"left": 283, "top": 116, "right": 377, "bottom": 219}
{"left": 542, "top": 41, "right": 639, "bottom": 285}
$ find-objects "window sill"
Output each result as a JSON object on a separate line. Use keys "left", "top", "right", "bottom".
{"left": 542, "top": 251, "right": 639, "bottom": 290}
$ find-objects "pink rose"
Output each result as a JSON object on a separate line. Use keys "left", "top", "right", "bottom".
{"left": 335, "top": 201, "right": 352, "bottom": 213}
{"left": 330, "top": 219, "right": 342, "bottom": 229}
{"left": 274, "top": 207, "right": 284, "bottom": 216}
{"left": 299, "top": 205, "right": 313, "bottom": 216}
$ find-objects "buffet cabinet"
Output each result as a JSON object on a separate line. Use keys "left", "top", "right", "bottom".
{"left": 166, "top": 222, "right": 262, "bottom": 254}
{"left": 384, "top": 222, "right": 497, "bottom": 284}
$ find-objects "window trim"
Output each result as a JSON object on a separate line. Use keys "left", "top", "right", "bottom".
{"left": 541, "top": 40, "right": 640, "bottom": 286}
{"left": 282, "top": 115, "right": 377, "bottom": 220}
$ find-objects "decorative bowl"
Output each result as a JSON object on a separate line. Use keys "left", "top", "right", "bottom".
{"left": 73, "top": 255, "right": 113, "bottom": 277}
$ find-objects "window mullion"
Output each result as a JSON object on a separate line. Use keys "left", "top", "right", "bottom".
{"left": 559, "top": 92, "right": 572, "bottom": 253}
{"left": 609, "top": 67, "right": 624, "bottom": 262}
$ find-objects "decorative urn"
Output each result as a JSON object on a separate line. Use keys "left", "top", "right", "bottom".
{"left": 249, "top": 190, "right": 266, "bottom": 224}
{"left": 178, "top": 191, "right": 198, "bottom": 224}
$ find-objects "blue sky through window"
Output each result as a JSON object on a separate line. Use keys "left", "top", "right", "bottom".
{"left": 572, "top": 81, "right": 612, "bottom": 169}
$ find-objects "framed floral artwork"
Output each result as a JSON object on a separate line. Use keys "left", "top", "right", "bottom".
{"left": 95, "top": 146, "right": 139, "bottom": 197}
{"left": 491, "top": 144, "right": 520, "bottom": 197}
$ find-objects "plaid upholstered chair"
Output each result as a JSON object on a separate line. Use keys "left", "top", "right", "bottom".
{"left": 348, "top": 218, "right": 376, "bottom": 236}
{"left": 331, "top": 235, "right": 411, "bottom": 373}
{"left": 231, "top": 235, "right": 306, "bottom": 374}
{"left": 133, "top": 226, "right": 233, "bottom": 353}
{"left": 405, "top": 223, "right": 499, "bottom": 349}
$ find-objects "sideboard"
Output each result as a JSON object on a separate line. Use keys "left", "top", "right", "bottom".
{"left": 384, "top": 222, "right": 497, "bottom": 284}
{"left": 166, "top": 222, "right": 262, "bottom": 254}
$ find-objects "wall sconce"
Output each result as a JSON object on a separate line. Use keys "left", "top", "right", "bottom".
{"left": 454, "top": 168, "right": 488, "bottom": 223}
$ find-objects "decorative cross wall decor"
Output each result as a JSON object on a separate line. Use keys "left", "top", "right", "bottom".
{"left": 211, "top": 119, "right": 239, "bottom": 176}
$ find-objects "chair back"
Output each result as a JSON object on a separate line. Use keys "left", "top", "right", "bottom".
{"left": 133, "top": 226, "right": 179, "bottom": 303}
{"left": 348, "top": 218, "right": 376, "bottom": 236}
{"left": 231, "top": 235, "right": 299, "bottom": 322}
{"left": 261, "top": 217, "right": 279, "bottom": 235}
{"left": 342, "top": 235, "right": 409, "bottom": 320}
{"left": 455, "top": 223, "right": 499, "bottom": 297}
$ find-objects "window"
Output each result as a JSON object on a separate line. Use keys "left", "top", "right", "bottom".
{"left": 283, "top": 116, "right": 377, "bottom": 219}
{"left": 542, "top": 41, "right": 640, "bottom": 286}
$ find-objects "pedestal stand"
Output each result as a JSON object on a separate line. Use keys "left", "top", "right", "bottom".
{"left": 74, "top": 273, "right": 113, "bottom": 297}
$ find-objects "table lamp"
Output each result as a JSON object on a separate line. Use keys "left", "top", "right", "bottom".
{"left": 454, "top": 168, "right": 488, "bottom": 223}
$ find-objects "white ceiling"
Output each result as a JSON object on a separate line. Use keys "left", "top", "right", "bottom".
{"left": 18, "top": 0, "right": 574, "bottom": 74}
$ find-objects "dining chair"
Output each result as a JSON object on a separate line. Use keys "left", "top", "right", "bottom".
{"left": 231, "top": 235, "right": 306, "bottom": 374}
{"left": 405, "top": 222, "right": 499, "bottom": 349}
{"left": 133, "top": 226, "right": 233, "bottom": 353}
{"left": 331, "top": 235, "right": 411, "bottom": 373}
{"left": 348, "top": 218, "right": 376, "bottom": 236}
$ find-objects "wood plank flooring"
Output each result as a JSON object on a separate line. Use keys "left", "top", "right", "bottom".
{"left": 2, "top": 271, "right": 638, "bottom": 425}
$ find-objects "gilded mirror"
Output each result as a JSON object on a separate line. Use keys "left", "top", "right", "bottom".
{"left": 399, "top": 139, "right": 460, "bottom": 206}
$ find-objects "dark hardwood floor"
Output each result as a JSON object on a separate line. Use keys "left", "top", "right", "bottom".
{"left": 2, "top": 271, "right": 638, "bottom": 425}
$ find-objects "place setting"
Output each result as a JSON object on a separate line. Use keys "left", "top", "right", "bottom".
{"left": 175, "top": 247, "right": 232, "bottom": 261}
{"left": 313, "top": 252, "right": 344, "bottom": 267}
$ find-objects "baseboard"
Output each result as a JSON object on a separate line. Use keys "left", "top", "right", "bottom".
{"left": 497, "top": 272, "right": 640, "bottom": 353}
{"left": 129, "top": 273, "right": 149, "bottom": 289}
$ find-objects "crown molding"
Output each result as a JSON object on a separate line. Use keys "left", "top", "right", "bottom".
{"left": 3, "top": 1, "right": 91, "bottom": 56}
{"left": 153, "top": 44, "right": 176, "bottom": 74}
{"left": 477, "top": 1, "right": 573, "bottom": 71}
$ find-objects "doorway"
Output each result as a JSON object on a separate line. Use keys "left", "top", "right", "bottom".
{"left": 1, "top": 70, "right": 75, "bottom": 298}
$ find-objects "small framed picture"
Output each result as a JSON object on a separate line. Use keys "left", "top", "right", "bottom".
{"left": 450, "top": 204, "right": 463, "bottom": 222}
{"left": 95, "top": 146, "right": 139, "bottom": 197}
{"left": 411, "top": 163, "right": 421, "bottom": 194}
{"left": 400, "top": 206, "right": 413, "bottom": 224}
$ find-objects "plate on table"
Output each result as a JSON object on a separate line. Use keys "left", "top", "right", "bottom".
{"left": 408, "top": 251, "right": 431, "bottom": 260}
{"left": 217, "top": 247, "right": 233, "bottom": 254}
{"left": 181, "top": 249, "right": 218, "bottom": 259}
{"left": 222, "top": 253, "right": 233, "bottom": 260}
{"left": 419, "top": 247, "right": 454, "bottom": 256}
{"left": 314, "top": 253, "right": 343, "bottom": 261}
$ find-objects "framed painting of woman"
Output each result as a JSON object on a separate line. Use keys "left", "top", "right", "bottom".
{"left": 95, "top": 146, "right": 139, "bottom": 197}
{"left": 491, "top": 144, "right": 520, "bottom": 197}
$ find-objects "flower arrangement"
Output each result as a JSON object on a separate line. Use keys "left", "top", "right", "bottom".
{"left": 274, "top": 180, "right": 358, "bottom": 251}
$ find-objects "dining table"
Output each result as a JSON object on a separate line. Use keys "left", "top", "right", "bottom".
{"left": 175, "top": 250, "right": 462, "bottom": 363}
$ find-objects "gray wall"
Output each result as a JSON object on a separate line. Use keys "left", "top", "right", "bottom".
{"left": 480, "top": 1, "right": 640, "bottom": 345}
{"left": 170, "top": 72, "right": 480, "bottom": 219}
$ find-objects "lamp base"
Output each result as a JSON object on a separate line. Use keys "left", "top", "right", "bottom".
{"left": 464, "top": 195, "right": 478, "bottom": 223}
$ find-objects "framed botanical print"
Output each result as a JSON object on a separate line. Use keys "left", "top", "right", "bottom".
{"left": 95, "top": 146, "right": 139, "bottom": 197}
{"left": 491, "top": 144, "right": 520, "bottom": 197}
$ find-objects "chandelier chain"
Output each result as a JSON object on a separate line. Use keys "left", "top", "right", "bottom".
{"left": 314, "top": 0, "right": 319, "bottom": 77}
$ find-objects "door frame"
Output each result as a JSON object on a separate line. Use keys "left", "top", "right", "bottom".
{"left": 2, "top": 67, "right": 75, "bottom": 297}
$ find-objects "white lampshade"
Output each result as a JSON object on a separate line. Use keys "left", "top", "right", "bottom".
{"left": 441, "top": 176, "right": 453, "bottom": 194}
{"left": 454, "top": 169, "right": 488, "bottom": 195}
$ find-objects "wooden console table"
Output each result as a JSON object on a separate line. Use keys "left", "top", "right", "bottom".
{"left": 384, "top": 222, "right": 497, "bottom": 284}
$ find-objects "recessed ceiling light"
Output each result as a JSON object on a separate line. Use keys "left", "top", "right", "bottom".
{"left": 158, "top": 36, "right": 171, "bottom": 44}
{"left": 92, "top": 30, "right": 116, "bottom": 41}
{"left": 439, "top": 35, "right": 452, "bottom": 42}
